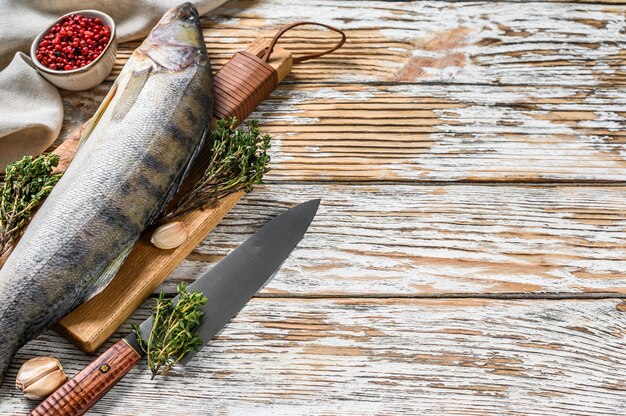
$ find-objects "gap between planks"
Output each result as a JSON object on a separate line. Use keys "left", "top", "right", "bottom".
{"left": 263, "top": 179, "right": 626, "bottom": 186}
{"left": 148, "top": 293, "right": 626, "bottom": 301}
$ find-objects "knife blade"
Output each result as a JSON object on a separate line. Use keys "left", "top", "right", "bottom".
{"left": 29, "top": 199, "right": 320, "bottom": 416}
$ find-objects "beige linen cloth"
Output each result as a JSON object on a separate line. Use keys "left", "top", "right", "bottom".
{"left": 0, "top": 0, "right": 226, "bottom": 170}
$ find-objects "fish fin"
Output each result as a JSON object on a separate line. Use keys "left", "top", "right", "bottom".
{"left": 77, "top": 83, "right": 118, "bottom": 150}
{"left": 177, "top": 124, "right": 210, "bottom": 195}
{"left": 148, "top": 123, "right": 210, "bottom": 224}
{"left": 109, "top": 68, "right": 151, "bottom": 123}
{"left": 77, "top": 67, "right": 151, "bottom": 151}
{"left": 83, "top": 239, "right": 136, "bottom": 302}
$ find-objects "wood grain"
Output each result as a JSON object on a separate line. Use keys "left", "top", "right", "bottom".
{"left": 109, "top": 0, "right": 626, "bottom": 87}
{"left": 2, "top": 298, "right": 626, "bottom": 415}
{"left": 257, "top": 83, "right": 626, "bottom": 182}
{"left": 159, "top": 183, "right": 626, "bottom": 297}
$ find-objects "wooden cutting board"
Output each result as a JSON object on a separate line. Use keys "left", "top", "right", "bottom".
{"left": 52, "top": 39, "right": 293, "bottom": 353}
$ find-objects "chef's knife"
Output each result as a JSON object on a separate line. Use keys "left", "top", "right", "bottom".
{"left": 29, "top": 199, "right": 320, "bottom": 416}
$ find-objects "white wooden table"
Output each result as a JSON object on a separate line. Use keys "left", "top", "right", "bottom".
{"left": 2, "top": 1, "right": 626, "bottom": 414}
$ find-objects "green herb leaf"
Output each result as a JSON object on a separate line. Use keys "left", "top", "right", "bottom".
{"left": 0, "top": 153, "right": 63, "bottom": 257}
{"left": 133, "top": 283, "right": 207, "bottom": 379}
{"left": 166, "top": 118, "right": 271, "bottom": 218}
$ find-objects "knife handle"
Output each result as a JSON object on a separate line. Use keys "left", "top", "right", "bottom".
{"left": 29, "top": 339, "right": 141, "bottom": 416}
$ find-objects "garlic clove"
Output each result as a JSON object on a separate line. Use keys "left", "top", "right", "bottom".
{"left": 16, "top": 356, "right": 68, "bottom": 401}
{"left": 151, "top": 221, "right": 189, "bottom": 250}
{"left": 20, "top": 370, "right": 69, "bottom": 400}
{"left": 16, "top": 357, "right": 60, "bottom": 387}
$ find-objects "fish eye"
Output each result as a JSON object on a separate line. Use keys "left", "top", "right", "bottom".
{"left": 177, "top": 9, "right": 196, "bottom": 22}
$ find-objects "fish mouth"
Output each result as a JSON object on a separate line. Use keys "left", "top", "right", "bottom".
{"left": 175, "top": 2, "right": 200, "bottom": 22}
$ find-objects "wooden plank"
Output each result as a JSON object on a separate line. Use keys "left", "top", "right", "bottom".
{"left": 258, "top": 83, "right": 626, "bottom": 182}
{"left": 107, "top": 0, "right": 626, "bottom": 86}
{"left": 2, "top": 298, "right": 626, "bottom": 414}
{"left": 56, "top": 83, "right": 626, "bottom": 182}
{"left": 161, "top": 183, "right": 626, "bottom": 296}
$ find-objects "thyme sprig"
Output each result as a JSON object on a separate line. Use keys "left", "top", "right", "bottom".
{"left": 167, "top": 118, "right": 271, "bottom": 218}
{"left": 133, "top": 283, "right": 207, "bottom": 379}
{"left": 0, "top": 153, "right": 63, "bottom": 257}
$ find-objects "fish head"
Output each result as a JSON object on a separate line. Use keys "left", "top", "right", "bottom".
{"left": 138, "top": 2, "right": 207, "bottom": 71}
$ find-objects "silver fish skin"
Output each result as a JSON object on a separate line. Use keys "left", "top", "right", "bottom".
{"left": 0, "top": 3, "right": 213, "bottom": 385}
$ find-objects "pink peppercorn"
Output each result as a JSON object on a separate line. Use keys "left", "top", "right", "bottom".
{"left": 36, "top": 14, "right": 111, "bottom": 71}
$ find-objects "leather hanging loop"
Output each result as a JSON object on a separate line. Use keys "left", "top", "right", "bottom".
{"left": 262, "top": 21, "right": 346, "bottom": 64}
{"left": 213, "top": 52, "right": 278, "bottom": 122}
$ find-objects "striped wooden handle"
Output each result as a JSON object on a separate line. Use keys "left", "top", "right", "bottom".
{"left": 29, "top": 340, "right": 141, "bottom": 416}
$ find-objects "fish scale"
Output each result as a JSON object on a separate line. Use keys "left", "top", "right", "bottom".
{"left": 0, "top": 3, "right": 213, "bottom": 385}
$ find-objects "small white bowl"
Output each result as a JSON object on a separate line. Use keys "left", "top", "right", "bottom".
{"left": 30, "top": 10, "right": 117, "bottom": 91}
